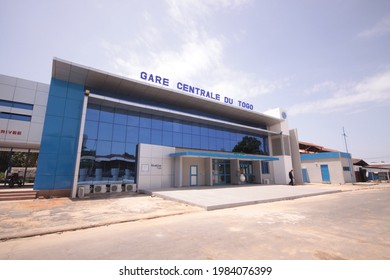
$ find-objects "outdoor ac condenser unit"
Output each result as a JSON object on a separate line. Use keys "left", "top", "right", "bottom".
{"left": 124, "top": 184, "right": 134, "bottom": 192}
{"left": 93, "top": 184, "right": 106, "bottom": 193}
{"left": 110, "top": 184, "right": 122, "bottom": 192}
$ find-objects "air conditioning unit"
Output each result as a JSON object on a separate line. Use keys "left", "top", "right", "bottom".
{"left": 110, "top": 184, "right": 122, "bottom": 192}
{"left": 77, "top": 186, "right": 85, "bottom": 198}
{"left": 83, "top": 185, "right": 92, "bottom": 194}
{"left": 124, "top": 184, "right": 135, "bottom": 192}
{"left": 263, "top": 179, "right": 270, "bottom": 185}
{"left": 93, "top": 184, "right": 106, "bottom": 193}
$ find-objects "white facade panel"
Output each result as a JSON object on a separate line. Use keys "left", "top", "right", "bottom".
{"left": 0, "top": 83, "right": 15, "bottom": 100}
{"left": 31, "top": 104, "right": 46, "bottom": 118}
{"left": 161, "top": 175, "right": 174, "bottom": 188}
{"left": 0, "top": 119, "right": 7, "bottom": 141}
{"left": 27, "top": 122, "right": 44, "bottom": 143}
{"left": 10, "top": 107, "right": 32, "bottom": 116}
{"left": 36, "top": 83, "right": 50, "bottom": 92}
{"left": 4, "top": 120, "right": 30, "bottom": 142}
{"left": 34, "top": 91, "right": 49, "bottom": 106}
{"left": 31, "top": 115, "right": 45, "bottom": 124}
{"left": 13, "top": 87, "right": 35, "bottom": 103}
{"left": 137, "top": 143, "right": 175, "bottom": 190}
{"left": 16, "top": 78, "right": 37, "bottom": 89}
{"left": 0, "top": 106, "right": 12, "bottom": 113}
{"left": 0, "top": 75, "right": 17, "bottom": 86}
{"left": 272, "top": 155, "right": 292, "bottom": 184}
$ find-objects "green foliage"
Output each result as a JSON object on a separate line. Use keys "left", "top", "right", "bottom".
{"left": 232, "top": 136, "right": 264, "bottom": 155}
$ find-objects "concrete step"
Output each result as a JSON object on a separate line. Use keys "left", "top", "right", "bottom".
{"left": 0, "top": 190, "right": 37, "bottom": 201}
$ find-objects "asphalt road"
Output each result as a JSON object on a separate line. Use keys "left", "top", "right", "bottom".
{"left": 0, "top": 188, "right": 389, "bottom": 260}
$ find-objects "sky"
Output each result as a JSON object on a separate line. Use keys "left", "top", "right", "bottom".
{"left": 0, "top": 0, "right": 389, "bottom": 163}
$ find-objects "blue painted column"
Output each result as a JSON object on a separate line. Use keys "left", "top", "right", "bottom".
{"left": 34, "top": 79, "right": 84, "bottom": 196}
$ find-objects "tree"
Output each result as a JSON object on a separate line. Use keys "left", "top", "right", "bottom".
{"left": 232, "top": 136, "right": 264, "bottom": 155}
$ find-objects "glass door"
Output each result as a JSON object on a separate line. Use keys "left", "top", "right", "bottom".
{"left": 212, "top": 160, "right": 231, "bottom": 185}
{"left": 239, "top": 161, "right": 253, "bottom": 183}
{"left": 190, "top": 165, "right": 198, "bottom": 186}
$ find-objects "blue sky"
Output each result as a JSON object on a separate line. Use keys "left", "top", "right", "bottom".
{"left": 1, "top": 0, "right": 389, "bottom": 162}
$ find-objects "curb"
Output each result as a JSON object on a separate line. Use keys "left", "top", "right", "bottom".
{"left": 0, "top": 210, "right": 196, "bottom": 242}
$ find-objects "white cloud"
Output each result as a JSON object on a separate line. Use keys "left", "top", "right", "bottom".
{"left": 358, "top": 17, "right": 390, "bottom": 38}
{"left": 166, "top": 0, "right": 251, "bottom": 26}
{"left": 102, "top": 0, "right": 282, "bottom": 103}
{"left": 289, "top": 70, "right": 390, "bottom": 116}
{"left": 304, "top": 81, "right": 338, "bottom": 95}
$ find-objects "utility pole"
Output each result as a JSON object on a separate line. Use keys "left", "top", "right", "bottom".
{"left": 342, "top": 127, "right": 349, "bottom": 153}
{"left": 342, "top": 127, "right": 354, "bottom": 183}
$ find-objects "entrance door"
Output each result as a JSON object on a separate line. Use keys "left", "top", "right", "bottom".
{"left": 239, "top": 161, "right": 253, "bottom": 183}
{"left": 302, "top": 168, "right": 309, "bottom": 183}
{"left": 190, "top": 165, "right": 198, "bottom": 186}
{"left": 320, "top": 164, "right": 330, "bottom": 183}
{"left": 212, "top": 160, "right": 231, "bottom": 185}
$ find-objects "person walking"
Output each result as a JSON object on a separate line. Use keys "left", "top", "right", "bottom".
{"left": 288, "top": 169, "right": 294, "bottom": 186}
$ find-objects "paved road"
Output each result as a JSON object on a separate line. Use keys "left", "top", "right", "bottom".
{"left": 0, "top": 188, "right": 389, "bottom": 260}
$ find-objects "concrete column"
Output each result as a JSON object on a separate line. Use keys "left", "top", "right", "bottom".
{"left": 71, "top": 92, "right": 89, "bottom": 198}
{"left": 231, "top": 159, "right": 240, "bottom": 184}
{"left": 253, "top": 161, "right": 262, "bottom": 184}
{"left": 174, "top": 157, "right": 183, "bottom": 187}
{"left": 289, "top": 128, "right": 303, "bottom": 185}
{"left": 205, "top": 157, "right": 212, "bottom": 186}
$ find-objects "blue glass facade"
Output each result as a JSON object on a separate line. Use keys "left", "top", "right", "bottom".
{"left": 34, "top": 79, "right": 84, "bottom": 191}
{"left": 79, "top": 103, "right": 270, "bottom": 184}
{"left": 34, "top": 71, "right": 274, "bottom": 193}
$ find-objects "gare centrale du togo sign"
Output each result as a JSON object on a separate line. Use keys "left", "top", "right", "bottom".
{"left": 140, "top": 71, "right": 254, "bottom": 111}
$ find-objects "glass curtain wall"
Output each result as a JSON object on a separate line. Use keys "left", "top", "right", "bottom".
{"left": 79, "top": 104, "right": 270, "bottom": 184}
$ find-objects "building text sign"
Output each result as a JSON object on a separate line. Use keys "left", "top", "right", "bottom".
{"left": 1, "top": 129, "right": 22, "bottom": 135}
{"left": 140, "top": 71, "right": 254, "bottom": 111}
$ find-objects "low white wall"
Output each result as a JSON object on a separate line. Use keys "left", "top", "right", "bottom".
{"left": 137, "top": 143, "right": 175, "bottom": 190}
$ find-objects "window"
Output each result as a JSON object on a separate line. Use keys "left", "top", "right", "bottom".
{"left": 0, "top": 112, "right": 32, "bottom": 122}
{"left": 127, "top": 112, "right": 140, "bottom": 126}
{"left": 151, "top": 116, "right": 163, "bottom": 129}
{"left": 113, "top": 124, "right": 126, "bottom": 142}
{"left": 0, "top": 99, "right": 33, "bottom": 110}
{"left": 162, "top": 118, "right": 173, "bottom": 131}
{"left": 139, "top": 128, "right": 151, "bottom": 144}
{"left": 84, "top": 120, "right": 98, "bottom": 139}
{"left": 114, "top": 109, "right": 127, "bottom": 125}
{"left": 98, "top": 123, "right": 113, "bottom": 141}
{"left": 99, "top": 107, "right": 114, "bottom": 123}
{"left": 139, "top": 113, "right": 151, "bottom": 128}
{"left": 343, "top": 166, "right": 350, "bottom": 171}
{"left": 262, "top": 162, "right": 270, "bottom": 174}
{"left": 86, "top": 105, "right": 100, "bottom": 121}
{"left": 126, "top": 126, "right": 139, "bottom": 142}
{"left": 162, "top": 131, "right": 173, "bottom": 146}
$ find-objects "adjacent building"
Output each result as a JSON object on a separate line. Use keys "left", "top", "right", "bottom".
{"left": 300, "top": 152, "right": 355, "bottom": 184}
{"left": 0, "top": 74, "right": 49, "bottom": 186}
